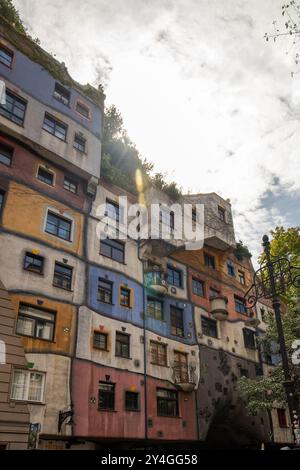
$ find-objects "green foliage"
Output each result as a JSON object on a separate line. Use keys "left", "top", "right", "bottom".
{"left": 238, "top": 226, "right": 300, "bottom": 414}
{"left": 234, "top": 240, "right": 252, "bottom": 260}
{"left": 238, "top": 367, "right": 286, "bottom": 414}
{"left": 0, "top": 0, "right": 26, "bottom": 34}
{"left": 101, "top": 105, "right": 182, "bottom": 200}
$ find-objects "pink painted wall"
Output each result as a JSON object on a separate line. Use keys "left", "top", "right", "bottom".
{"left": 72, "top": 360, "right": 197, "bottom": 441}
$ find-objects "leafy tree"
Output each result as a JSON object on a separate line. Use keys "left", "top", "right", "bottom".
{"left": 101, "top": 105, "right": 182, "bottom": 199}
{"left": 238, "top": 226, "right": 300, "bottom": 414}
{"left": 0, "top": 0, "right": 26, "bottom": 35}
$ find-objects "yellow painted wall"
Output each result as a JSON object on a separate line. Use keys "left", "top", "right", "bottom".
{"left": 2, "top": 181, "right": 84, "bottom": 256}
{"left": 11, "top": 294, "right": 76, "bottom": 355}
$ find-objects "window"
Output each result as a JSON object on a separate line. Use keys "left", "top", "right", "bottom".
{"left": 53, "top": 262, "right": 73, "bottom": 290}
{"left": 0, "top": 189, "right": 5, "bottom": 216}
{"left": 100, "top": 238, "right": 125, "bottom": 263}
{"left": 63, "top": 177, "right": 77, "bottom": 194}
{"left": 157, "top": 388, "right": 179, "bottom": 417}
{"left": 204, "top": 253, "right": 215, "bottom": 269}
{"left": 16, "top": 304, "right": 55, "bottom": 341}
{"left": 170, "top": 306, "right": 184, "bottom": 337}
{"left": 235, "top": 295, "right": 247, "bottom": 314}
{"left": 227, "top": 261, "right": 235, "bottom": 277}
{"left": 37, "top": 167, "right": 54, "bottom": 186}
{"left": 238, "top": 270, "right": 245, "bottom": 285}
{"left": 218, "top": 206, "right": 226, "bottom": 222}
{"left": 53, "top": 82, "right": 70, "bottom": 106}
{"left": 174, "top": 351, "right": 188, "bottom": 382}
{"left": 24, "top": 252, "right": 44, "bottom": 274}
{"left": 105, "top": 200, "right": 123, "bottom": 223}
{"left": 0, "top": 90, "right": 26, "bottom": 126}
{"left": 277, "top": 408, "right": 287, "bottom": 428}
{"left": 98, "top": 382, "right": 115, "bottom": 410}
{"left": 45, "top": 211, "right": 72, "bottom": 241}
{"left": 240, "top": 368, "right": 249, "bottom": 378}
{"left": 11, "top": 370, "right": 45, "bottom": 402}
{"left": 243, "top": 328, "right": 256, "bottom": 349}
{"left": 125, "top": 391, "right": 139, "bottom": 411}
{"left": 147, "top": 298, "right": 163, "bottom": 320}
{"left": 93, "top": 331, "right": 108, "bottom": 350}
{"left": 120, "top": 287, "right": 131, "bottom": 307}
{"left": 201, "top": 316, "right": 218, "bottom": 338}
{"left": 209, "top": 287, "right": 220, "bottom": 298}
{"left": 167, "top": 266, "right": 182, "bottom": 288}
{"left": 192, "top": 278, "right": 204, "bottom": 296}
{"left": 42, "top": 113, "right": 67, "bottom": 141}
{"left": 74, "top": 133, "right": 86, "bottom": 152}
{"left": 150, "top": 341, "right": 167, "bottom": 366}
{"left": 76, "top": 101, "right": 90, "bottom": 119}
{"left": 160, "top": 208, "right": 174, "bottom": 229}
{"left": 97, "top": 278, "right": 113, "bottom": 304}
{"left": 192, "top": 207, "right": 197, "bottom": 222}
{"left": 0, "top": 45, "right": 13, "bottom": 67}
{"left": 0, "top": 142, "right": 13, "bottom": 166}
{"left": 115, "top": 332, "right": 130, "bottom": 358}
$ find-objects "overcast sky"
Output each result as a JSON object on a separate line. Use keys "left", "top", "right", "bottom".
{"left": 14, "top": 0, "right": 300, "bottom": 262}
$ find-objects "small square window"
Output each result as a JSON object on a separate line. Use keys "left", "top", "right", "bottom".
{"left": 0, "top": 45, "right": 14, "bottom": 67}
{"left": 24, "top": 252, "right": 44, "bottom": 274}
{"left": 93, "top": 331, "right": 108, "bottom": 350}
{"left": 204, "top": 253, "right": 215, "bottom": 269}
{"left": 0, "top": 142, "right": 13, "bottom": 166}
{"left": 43, "top": 113, "right": 67, "bottom": 141}
{"left": 53, "top": 262, "right": 73, "bottom": 290}
{"left": 16, "top": 303, "right": 55, "bottom": 341}
{"left": 45, "top": 212, "right": 72, "bottom": 241}
{"left": 74, "top": 134, "right": 86, "bottom": 152}
{"left": 157, "top": 388, "right": 178, "bottom": 417}
{"left": 125, "top": 391, "right": 139, "bottom": 411}
{"left": 120, "top": 287, "right": 131, "bottom": 307}
{"left": 100, "top": 238, "right": 125, "bottom": 263}
{"left": 98, "top": 278, "right": 113, "bottom": 304}
{"left": 53, "top": 83, "right": 70, "bottom": 106}
{"left": 37, "top": 167, "right": 54, "bottom": 186}
{"left": 76, "top": 101, "right": 90, "bottom": 119}
{"left": 63, "top": 177, "right": 77, "bottom": 194}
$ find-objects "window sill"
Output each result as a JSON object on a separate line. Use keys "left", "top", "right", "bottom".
{"left": 10, "top": 399, "right": 45, "bottom": 405}
{"left": 150, "top": 362, "right": 169, "bottom": 368}
{"left": 99, "top": 253, "right": 126, "bottom": 265}
{"left": 42, "top": 128, "right": 67, "bottom": 143}
{"left": 45, "top": 230, "right": 72, "bottom": 243}
{"left": 16, "top": 333, "right": 55, "bottom": 343}
{"left": 98, "top": 409, "right": 117, "bottom": 413}
{"left": 157, "top": 415, "right": 181, "bottom": 419}
{"left": 23, "top": 268, "right": 44, "bottom": 276}
{"left": 125, "top": 409, "right": 141, "bottom": 413}
{"left": 115, "top": 355, "right": 132, "bottom": 360}
{"left": 53, "top": 283, "right": 73, "bottom": 292}
{"left": 97, "top": 300, "right": 114, "bottom": 306}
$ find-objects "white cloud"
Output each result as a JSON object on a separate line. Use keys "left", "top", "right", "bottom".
{"left": 14, "top": 0, "right": 300, "bottom": 262}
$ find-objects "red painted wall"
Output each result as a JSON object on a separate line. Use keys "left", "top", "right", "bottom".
{"left": 72, "top": 360, "right": 197, "bottom": 441}
{"left": 0, "top": 134, "right": 88, "bottom": 212}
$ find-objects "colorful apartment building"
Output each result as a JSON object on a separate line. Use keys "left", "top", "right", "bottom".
{"left": 0, "top": 15, "right": 293, "bottom": 450}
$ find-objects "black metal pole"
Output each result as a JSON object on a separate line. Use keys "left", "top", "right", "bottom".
{"left": 262, "top": 235, "right": 298, "bottom": 444}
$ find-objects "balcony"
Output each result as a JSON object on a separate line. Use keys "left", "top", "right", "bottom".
{"left": 171, "top": 364, "right": 197, "bottom": 392}
{"left": 210, "top": 294, "right": 229, "bottom": 321}
{"left": 144, "top": 270, "right": 168, "bottom": 295}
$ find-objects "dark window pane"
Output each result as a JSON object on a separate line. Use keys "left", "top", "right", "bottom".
{"left": 74, "top": 134, "right": 86, "bottom": 152}
{"left": 170, "top": 306, "right": 184, "bottom": 337}
{"left": 100, "top": 238, "right": 125, "bottom": 263}
{"left": 201, "top": 316, "right": 218, "bottom": 338}
{"left": 93, "top": 332, "right": 107, "bottom": 350}
{"left": 0, "top": 91, "right": 26, "bottom": 125}
{"left": 120, "top": 287, "right": 130, "bottom": 307}
{"left": 45, "top": 212, "right": 72, "bottom": 241}
{"left": 0, "top": 190, "right": 5, "bottom": 215}
{"left": 16, "top": 304, "right": 55, "bottom": 341}
{"left": 53, "top": 83, "right": 70, "bottom": 106}
{"left": 0, "top": 46, "right": 13, "bottom": 67}
{"left": 63, "top": 178, "right": 77, "bottom": 193}
{"left": 76, "top": 101, "right": 90, "bottom": 118}
{"left": 167, "top": 267, "right": 182, "bottom": 287}
{"left": 53, "top": 262, "right": 73, "bottom": 290}
{"left": 157, "top": 388, "right": 178, "bottom": 417}
{"left": 42, "top": 114, "right": 67, "bottom": 141}
{"left": 235, "top": 296, "right": 247, "bottom": 314}
{"left": 192, "top": 278, "right": 204, "bottom": 296}
{"left": 37, "top": 167, "right": 54, "bottom": 185}
{"left": 125, "top": 391, "right": 139, "bottom": 411}
{"left": 115, "top": 332, "right": 130, "bottom": 358}
{"left": 243, "top": 328, "right": 256, "bottom": 349}
{"left": 0, "top": 143, "right": 13, "bottom": 166}
{"left": 147, "top": 298, "right": 163, "bottom": 320}
{"left": 98, "top": 382, "right": 115, "bottom": 410}
{"left": 204, "top": 253, "right": 215, "bottom": 269}
{"left": 97, "top": 278, "right": 113, "bottom": 303}
{"left": 24, "top": 252, "right": 44, "bottom": 274}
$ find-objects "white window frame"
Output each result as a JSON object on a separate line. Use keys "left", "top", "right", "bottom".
{"left": 11, "top": 369, "right": 45, "bottom": 403}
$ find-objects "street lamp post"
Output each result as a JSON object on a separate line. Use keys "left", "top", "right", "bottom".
{"left": 244, "top": 234, "right": 300, "bottom": 446}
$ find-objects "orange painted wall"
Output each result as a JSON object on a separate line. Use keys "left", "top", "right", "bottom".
{"left": 2, "top": 181, "right": 84, "bottom": 256}
{"left": 11, "top": 294, "right": 76, "bottom": 355}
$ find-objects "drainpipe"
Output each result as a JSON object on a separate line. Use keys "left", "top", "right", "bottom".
{"left": 138, "top": 241, "right": 148, "bottom": 441}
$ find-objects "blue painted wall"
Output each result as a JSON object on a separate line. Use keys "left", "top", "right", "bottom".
{"left": 88, "top": 265, "right": 196, "bottom": 344}
{"left": 0, "top": 47, "right": 102, "bottom": 137}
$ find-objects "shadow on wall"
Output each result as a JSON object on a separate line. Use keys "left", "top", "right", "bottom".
{"left": 197, "top": 346, "right": 271, "bottom": 449}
